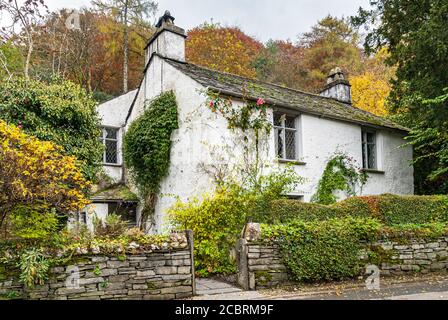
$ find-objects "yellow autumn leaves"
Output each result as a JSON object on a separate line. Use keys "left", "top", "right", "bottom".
{"left": 0, "top": 120, "right": 91, "bottom": 226}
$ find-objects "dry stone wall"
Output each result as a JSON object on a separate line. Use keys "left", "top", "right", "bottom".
{"left": 237, "top": 231, "right": 448, "bottom": 290}
{"left": 0, "top": 232, "right": 195, "bottom": 300}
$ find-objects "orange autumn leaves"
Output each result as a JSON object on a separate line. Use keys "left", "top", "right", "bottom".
{"left": 186, "top": 23, "right": 263, "bottom": 79}
{"left": 186, "top": 22, "right": 393, "bottom": 117}
{"left": 0, "top": 120, "right": 90, "bottom": 227}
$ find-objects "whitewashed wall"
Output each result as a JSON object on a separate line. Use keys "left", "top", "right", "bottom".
{"left": 97, "top": 90, "right": 136, "bottom": 183}
{"left": 122, "top": 56, "right": 414, "bottom": 233}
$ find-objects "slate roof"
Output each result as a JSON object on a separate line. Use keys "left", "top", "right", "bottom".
{"left": 161, "top": 55, "right": 409, "bottom": 132}
{"left": 91, "top": 184, "right": 139, "bottom": 202}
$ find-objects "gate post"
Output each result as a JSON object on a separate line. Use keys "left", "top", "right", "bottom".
{"left": 185, "top": 229, "right": 196, "bottom": 295}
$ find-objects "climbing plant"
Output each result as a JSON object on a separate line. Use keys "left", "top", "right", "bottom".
{"left": 312, "top": 153, "right": 368, "bottom": 205}
{"left": 123, "top": 91, "right": 179, "bottom": 230}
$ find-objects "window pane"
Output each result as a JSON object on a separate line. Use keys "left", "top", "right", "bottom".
{"left": 105, "top": 140, "right": 118, "bottom": 164}
{"left": 362, "top": 143, "right": 368, "bottom": 169}
{"left": 276, "top": 128, "right": 284, "bottom": 158}
{"left": 367, "top": 132, "right": 375, "bottom": 144}
{"left": 274, "top": 113, "right": 283, "bottom": 127}
{"left": 106, "top": 128, "right": 118, "bottom": 139}
{"left": 368, "top": 144, "right": 376, "bottom": 169}
{"left": 285, "top": 116, "right": 296, "bottom": 129}
{"left": 285, "top": 129, "right": 296, "bottom": 160}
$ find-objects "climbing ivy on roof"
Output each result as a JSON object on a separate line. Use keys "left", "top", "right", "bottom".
{"left": 123, "top": 91, "right": 179, "bottom": 230}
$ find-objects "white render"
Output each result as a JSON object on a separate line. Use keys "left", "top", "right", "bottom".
{"left": 96, "top": 16, "right": 414, "bottom": 233}
{"left": 97, "top": 90, "right": 137, "bottom": 183}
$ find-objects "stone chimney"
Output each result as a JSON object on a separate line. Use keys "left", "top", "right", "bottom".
{"left": 319, "top": 67, "right": 352, "bottom": 104}
{"left": 145, "top": 11, "right": 187, "bottom": 62}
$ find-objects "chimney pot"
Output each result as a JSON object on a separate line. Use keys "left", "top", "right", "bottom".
{"left": 320, "top": 67, "right": 352, "bottom": 104}
{"left": 146, "top": 10, "right": 186, "bottom": 62}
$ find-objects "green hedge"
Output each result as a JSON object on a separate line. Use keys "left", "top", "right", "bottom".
{"left": 268, "top": 194, "right": 448, "bottom": 226}
{"left": 261, "top": 217, "right": 448, "bottom": 283}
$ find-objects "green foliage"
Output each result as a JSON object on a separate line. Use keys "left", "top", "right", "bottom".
{"left": 312, "top": 153, "right": 368, "bottom": 205}
{"left": 205, "top": 90, "right": 272, "bottom": 133}
{"left": 270, "top": 194, "right": 448, "bottom": 226}
{"left": 362, "top": 194, "right": 448, "bottom": 225}
{"left": 352, "top": 1, "right": 448, "bottom": 194}
{"left": 168, "top": 186, "right": 248, "bottom": 276}
{"left": 123, "top": 91, "right": 179, "bottom": 228}
{"left": 0, "top": 41, "right": 23, "bottom": 79}
{"left": 0, "top": 77, "right": 103, "bottom": 181}
{"left": 8, "top": 206, "right": 60, "bottom": 240}
{"left": 262, "top": 218, "right": 382, "bottom": 282}
{"left": 169, "top": 169, "right": 302, "bottom": 276}
{"left": 262, "top": 216, "right": 448, "bottom": 282}
{"left": 268, "top": 200, "right": 344, "bottom": 224}
{"left": 93, "top": 213, "right": 130, "bottom": 237}
{"left": 17, "top": 249, "right": 50, "bottom": 288}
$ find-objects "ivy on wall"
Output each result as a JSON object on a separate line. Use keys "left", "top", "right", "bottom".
{"left": 312, "top": 153, "right": 369, "bottom": 205}
{"left": 123, "top": 91, "right": 179, "bottom": 230}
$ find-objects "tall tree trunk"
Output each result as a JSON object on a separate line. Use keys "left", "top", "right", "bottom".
{"left": 123, "top": 0, "right": 129, "bottom": 94}
{"left": 24, "top": 36, "right": 33, "bottom": 81}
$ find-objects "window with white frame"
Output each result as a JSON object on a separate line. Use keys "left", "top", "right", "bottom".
{"left": 362, "top": 129, "right": 377, "bottom": 170}
{"left": 274, "top": 112, "right": 299, "bottom": 161}
{"left": 100, "top": 127, "right": 119, "bottom": 165}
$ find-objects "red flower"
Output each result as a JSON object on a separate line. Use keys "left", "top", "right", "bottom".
{"left": 209, "top": 101, "right": 215, "bottom": 108}
{"left": 257, "top": 98, "right": 265, "bottom": 106}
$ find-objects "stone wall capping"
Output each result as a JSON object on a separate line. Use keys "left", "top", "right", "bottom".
{"left": 0, "top": 231, "right": 194, "bottom": 300}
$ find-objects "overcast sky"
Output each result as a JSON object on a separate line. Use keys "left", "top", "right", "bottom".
{"left": 4, "top": 0, "right": 371, "bottom": 42}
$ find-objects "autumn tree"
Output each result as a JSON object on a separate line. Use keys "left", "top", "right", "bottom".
{"left": 298, "top": 15, "right": 363, "bottom": 92}
{"left": 92, "top": 0, "right": 157, "bottom": 93}
{"left": 254, "top": 40, "right": 306, "bottom": 90}
{"left": 353, "top": 0, "right": 448, "bottom": 194}
{"left": 0, "top": 120, "right": 90, "bottom": 231}
{"left": 0, "top": 0, "right": 48, "bottom": 80}
{"left": 186, "top": 23, "right": 263, "bottom": 78}
{"left": 350, "top": 48, "right": 395, "bottom": 116}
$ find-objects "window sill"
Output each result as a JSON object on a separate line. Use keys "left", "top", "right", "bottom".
{"left": 277, "top": 159, "right": 307, "bottom": 166}
{"left": 103, "top": 163, "right": 123, "bottom": 168}
{"left": 362, "top": 169, "right": 385, "bottom": 174}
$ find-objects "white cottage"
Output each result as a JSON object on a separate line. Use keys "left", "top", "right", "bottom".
{"left": 90, "top": 11, "right": 414, "bottom": 233}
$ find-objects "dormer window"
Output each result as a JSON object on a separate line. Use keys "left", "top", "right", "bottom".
{"left": 100, "top": 127, "right": 119, "bottom": 165}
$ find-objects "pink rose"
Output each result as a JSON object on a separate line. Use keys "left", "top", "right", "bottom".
{"left": 257, "top": 98, "right": 265, "bottom": 106}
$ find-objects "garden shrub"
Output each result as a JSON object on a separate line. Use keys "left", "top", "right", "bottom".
{"left": 269, "top": 195, "right": 448, "bottom": 226}
{"left": 375, "top": 194, "right": 448, "bottom": 225}
{"left": 267, "top": 200, "right": 343, "bottom": 223}
{"left": 8, "top": 206, "right": 60, "bottom": 241}
{"left": 0, "top": 120, "right": 91, "bottom": 234}
{"left": 0, "top": 78, "right": 103, "bottom": 181}
{"left": 262, "top": 217, "right": 382, "bottom": 282}
{"left": 168, "top": 169, "right": 303, "bottom": 277}
{"left": 18, "top": 249, "right": 50, "bottom": 288}
{"left": 262, "top": 217, "right": 448, "bottom": 282}
{"left": 168, "top": 186, "right": 248, "bottom": 277}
